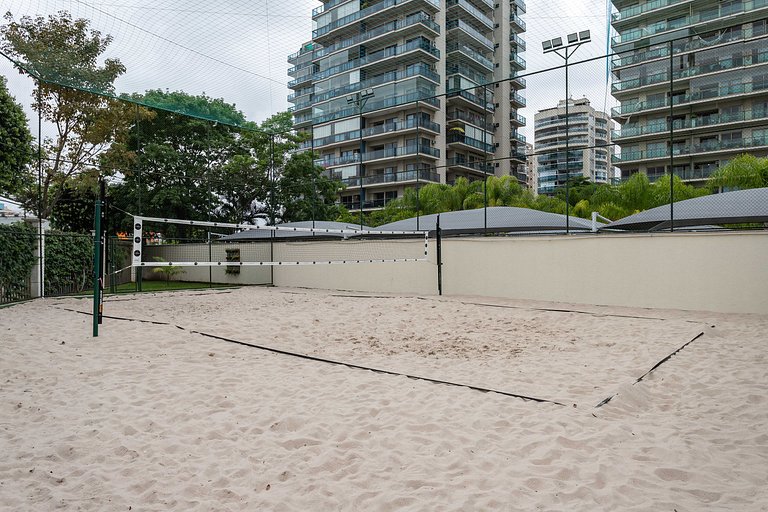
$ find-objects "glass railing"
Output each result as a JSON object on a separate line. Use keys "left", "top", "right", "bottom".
{"left": 612, "top": 0, "right": 689, "bottom": 23}
{"left": 537, "top": 137, "right": 590, "bottom": 149}
{"left": 362, "top": 118, "right": 440, "bottom": 137}
{"left": 288, "top": 60, "right": 314, "bottom": 77}
{"left": 447, "top": 133, "right": 495, "bottom": 153}
{"left": 313, "top": 13, "right": 439, "bottom": 61}
{"left": 446, "top": 157, "right": 494, "bottom": 172}
{"left": 312, "top": 39, "right": 439, "bottom": 83}
{"left": 613, "top": 135, "right": 768, "bottom": 162}
{"left": 613, "top": 49, "right": 768, "bottom": 92}
{"left": 614, "top": 108, "right": 768, "bottom": 139}
{"left": 510, "top": 33, "right": 526, "bottom": 50}
{"left": 313, "top": 92, "right": 440, "bottom": 124}
{"left": 510, "top": 53, "right": 526, "bottom": 69}
{"left": 447, "top": 109, "right": 495, "bottom": 131}
{"left": 446, "top": 43, "right": 494, "bottom": 70}
{"left": 510, "top": 13, "right": 526, "bottom": 30}
{"left": 511, "top": 113, "right": 526, "bottom": 125}
{"left": 511, "top": 0, "right": 526, "bottom": 13}
{"left": 612, "top": 79, "right": 768, "bottom": 116}
{"left": 313, "top": 64, "right": 438, "bottom": 104}
{"left": 510, "top": 131, "right": 526, "bottom": 143}
{"left": 446, "top": 19, "right": 494, "bottom": 50}
{"left": 364, "top": 144, "right": 440, "bottom": 161}
{"left": 446, "top": 88, "right": 495, "bottom": 111}
{"left": 534, "top": 115, "right": 590, "bottom": 129}
{"left": 612, "top": 0, "right": 768, "bottom": 45}
{"left": 447, "top": 0, "right": 494, "bottom": 29}
{"left": 510, "top": 92, "right": 526, "bottom": 106}
{"left": 352, "top": 168, "right": 440, "bottom": 186}
{"left": 314, "top": 0, "right": 440, "bottom": 38}
{"left": 288, "top": 73, "right": 313, "bottom": 88}
{"left": 446, "top": 64, "right": 492, "bottom": 86}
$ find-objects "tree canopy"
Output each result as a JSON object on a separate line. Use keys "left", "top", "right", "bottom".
{"left": 0, "top": 75, "right": 33, "bottom": 199}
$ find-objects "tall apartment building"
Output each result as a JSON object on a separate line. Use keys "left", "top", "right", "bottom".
{"left": 287, "top": 0, "right": 527, "bottom": 211}
{"left": 611, "top": 0, "right": 768, "bottom": 184}
{"left": 524, "top": 141, "right": 537, "bottom": 192}
{"left": 534, "top": 98, "right": 614, "bottom": 195}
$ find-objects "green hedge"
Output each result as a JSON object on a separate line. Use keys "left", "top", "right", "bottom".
{"left": 44, "top": 231, "right": 94, "bottom": 296}
{"left": 0, "top": 222, "right": 36, "bottom": 303}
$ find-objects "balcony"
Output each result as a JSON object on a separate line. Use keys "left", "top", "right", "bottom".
{"left": 447, "top": 133, "right": 495, "bottom": 153}
{"left": 312, "top": 64, "right": 438, "bottom": 105}
{"left": 446, "top": 88, "right": 495, "bottom": 111}
{"left": 314, "top": 0, "right": 440, "bottom": 40}
{"left": 312, "top": 38, "right": 440, "bottom": 83}
{"left": 509, "top": 33, "right": 526, "bottom": 51}
{"left": 446, "top": 19, "right": 493, "bottom": 50}
{"left": 509, "top": 52, "right": 526, "bottom": 70}
{"left": 446, "top": 42, "right": 494, "bottom": 71}
{"left": 447, "top": 109, "right": 495, "bottom": 131}
{"left": 510, "top": 92, "right": 526, "bottom": 108}
{"left": 509, "top": 73, "right": 526, "bottom": 89}
{"left": 313, "top": 13, "right": 439, "bottom": 61}
{"left": 510, "top": 112, "right": 526, "bottom": 127}
{"left": 511, "top": 0, "right": 526, "bottom": 14}
{"left": 613, "top": 135, "right": 768, "bottom": 164}
{"left": 447, "top": 0, "right": 494, "bottom": 29}
{"left": 612, "top": 79, "right": 768, "bottom": 117}
{"left": 338, "top": 168, "right": 440, "bottom": 187}
{"left": 611, "top": 0, "right": 768, "bottom": 46}
{"left": 613, "top": 109, "right": 768, "bottom": 140}
{"left": 612, "top": 49, "right": 768, "bottom": 93}
{"left": 288, "top": 73, "right": 313, "bottom": 88}
{"left": 510, "top": 13, "right": 526, "bottom": 32}
{"left": 611, "top": 0, "right": 691, "bottom": 24}
{"left": 313, "top": 92, "right": 440, "bottom": 125}
{"left": 364, "top": 143, "right": 440, "bottom": 163}
{"left": 446, "top": 157, "right": 494, "bottom": 173}
{"left": 446, "top": 64, "right": 492, "bottom": 86}
{"left": 362, "top": 118, "right": 440, "bottom": 138}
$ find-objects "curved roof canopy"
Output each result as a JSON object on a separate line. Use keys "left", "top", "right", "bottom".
{"left": 220, "top": 221, "right": 375, "bottom": 240}
{"left": 375, "top": 206, "right": 598, "bottom": 234}
{"left": 602, "top": 188, "right": 768, "bottom": 231}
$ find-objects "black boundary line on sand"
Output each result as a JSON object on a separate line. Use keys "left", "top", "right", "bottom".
{"left": 458, "top": 300, "right": 698, "bottom": 322}
{"left": 594, "top": 331, "right": 706, "bottom": 408}
{"left": 55, "top": 306, "right": 566, "bottom": 407}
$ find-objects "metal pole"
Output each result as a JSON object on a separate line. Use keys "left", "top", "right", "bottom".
{"left": 269, "top": 134, "right": 276, "bottom": 226}
{"left": 92, "top": 193, "right": 102, "bottom": 337}
{"left": 359, "top": 103, "right": 364, "bottom": 230}
{"left": 564, "top": 51, "right": 570, "bottom": 235}
{"left": 483, "top": 85, "right": 488, "bottom": 235}
{"left": 416, "top": 99, "right": 420, "bottom": 230}
{"left": 135, "top": 104, "right": 143, "bottom": 292}
{"left": 669, "top": 39, "right": 675, "bottom": 232}
{"left": 436, "top": 214, "right": 442, "bottom": 296}
{"left": 98, "top": 180, "right": 106, "bottom": 324}
{"left": 36, "top": 86, "right": 43, "bottom": 298}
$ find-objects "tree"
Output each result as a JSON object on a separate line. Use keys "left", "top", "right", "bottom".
{"left": 104, "top": 90, "right": 247, "bottom": 229}
{"left": 0, "top": 75, "right": 33, "bottom": 199}
{"left": 2, "top": 11, "right": 131, "bottom": 218}
{"left": 707, "top": 153, "right": 768, "bottom": 192}
{"left": 278, "top": 150, "right": 343, "bottom": 223}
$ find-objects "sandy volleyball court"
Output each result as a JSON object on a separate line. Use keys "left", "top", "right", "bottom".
{"left": 1, "top": 286, "right": 767, "bottom": 511}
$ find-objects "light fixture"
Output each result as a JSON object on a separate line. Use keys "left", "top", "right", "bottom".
{"left": 567, "top": 32, "right": 578, "bottom": 44}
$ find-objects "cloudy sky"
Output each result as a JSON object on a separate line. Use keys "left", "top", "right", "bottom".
{"left": 1, "top": 0, "right": 616, "bottom": 140}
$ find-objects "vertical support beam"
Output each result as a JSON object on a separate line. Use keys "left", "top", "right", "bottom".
{"left": 564, "top": 51, "right": 570, "bottom": 235}
{"left": 436, "top": 214, "right": 442, "bottom": 296}
{"left": 135, "top": 104, "right": 143, "bottom": 292}
{"left": 98, "top": 180, "right": 106, "bottom": 323}
{"left": 669, "top": 39, "right": 675, "bottom": 232}
{"left": 37, "top": 85, "right": 44, "bottom": 298}
{"left": 416, "top": 99, "right": 420, "bottom": 231}
{"left": 359, "top": 106, "right": 364, "bottom": 230}
{"left": 92, "top": 194, "right": 102, "bottom": 337}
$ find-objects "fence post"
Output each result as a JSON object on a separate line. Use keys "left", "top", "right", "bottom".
{"left": 436, "top": 214, "right": 442, "bottom": 296}
{"left": 92, "top": 195, "right": 102, "bottom": 337}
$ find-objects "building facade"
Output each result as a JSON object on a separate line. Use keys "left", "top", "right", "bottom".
{"left": 611, "top": 0, "right": 768, "bottom": 184}
{"left": 287, "top": 0, "right": 528, "bottom": 211}
{"left": 524, "top": 141, "right": 537, "bottom": 192}
{"left": 533, "top": 98, "right": 614, "bottom": 195}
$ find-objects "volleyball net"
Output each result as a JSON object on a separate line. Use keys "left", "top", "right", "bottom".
{"left": 131, "top": 216, "right": 429, "bottom": 268}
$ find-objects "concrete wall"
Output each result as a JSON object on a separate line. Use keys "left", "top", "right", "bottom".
{"left": 271, "top": 232, "right": 768, "bottom": 315}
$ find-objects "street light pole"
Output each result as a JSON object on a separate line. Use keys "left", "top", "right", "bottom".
{"left": 543, "top": 30, "right": 591, "bottom": 235}
{"left": 347, "top": 89, "right": 374, "bottom": 229}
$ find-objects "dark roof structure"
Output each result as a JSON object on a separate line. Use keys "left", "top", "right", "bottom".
{"left": 602, "top": 187, "right": 768, "bottom": 231}
{"left": 375, "top": 206, "right": 599, "bottom": 234}
{"left": 219, "top": 221, "right": 375, "bottom": 241}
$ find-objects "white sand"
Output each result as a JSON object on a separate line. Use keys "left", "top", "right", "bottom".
{"left": 1, "top": 286, "right": 766, "bottom": 511}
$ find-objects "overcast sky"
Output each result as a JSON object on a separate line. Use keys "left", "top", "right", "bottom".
{"left": 1, "top": 0, "right": 616, "bottom": 140}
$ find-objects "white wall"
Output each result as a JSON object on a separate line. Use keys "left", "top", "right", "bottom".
{"left": 271, "top": 232, "right": 768, "bottom": 315}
